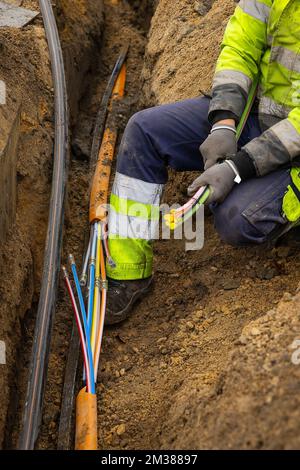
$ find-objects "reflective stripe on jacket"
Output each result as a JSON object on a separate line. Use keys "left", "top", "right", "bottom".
{"left": 209, "top": 0, "right": 300, "bottom": 178}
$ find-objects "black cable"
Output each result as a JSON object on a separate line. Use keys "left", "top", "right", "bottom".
{"left": 19, "top": 0, "right": 69, "bottom": 450}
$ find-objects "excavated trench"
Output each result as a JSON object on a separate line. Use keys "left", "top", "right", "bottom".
{"left": 2, "top": 0, "right": 155, "bottom": 450}
{"left": 1, "top": 0, "right": 300, "bottom": 451}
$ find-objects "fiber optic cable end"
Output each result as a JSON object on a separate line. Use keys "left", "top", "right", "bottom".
{"left": 62, "top": 266, "right": 69, "bottom": 279}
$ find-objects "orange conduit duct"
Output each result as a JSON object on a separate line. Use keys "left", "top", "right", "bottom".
{"left": 89, "top": 64, "right": 126, "bottom": 224}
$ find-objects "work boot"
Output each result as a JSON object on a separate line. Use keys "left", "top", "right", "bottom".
{"left": 105, "top": 277, "right": 153, "bottom": 326}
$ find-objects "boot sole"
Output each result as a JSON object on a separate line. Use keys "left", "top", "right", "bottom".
{"left": 105, "top": 277, "right": 153, "bottom": 326}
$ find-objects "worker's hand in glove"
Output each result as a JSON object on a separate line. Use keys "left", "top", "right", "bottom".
{"left": 200, "top": 121, "right": 237, "bottom": 170}
{"left": 187, "top": 161, "right": 238, "bottom": 204}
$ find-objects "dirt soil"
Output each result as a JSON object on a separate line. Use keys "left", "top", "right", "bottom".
{"left": 2, "top": 0, "right": 300, "bottom": 451}
{"left": 160, "top": 289, "right": 300, "bottom": 450}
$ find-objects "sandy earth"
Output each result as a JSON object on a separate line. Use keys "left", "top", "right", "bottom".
{"left": 1, "top": 0, "right": 300, "bottom": 450}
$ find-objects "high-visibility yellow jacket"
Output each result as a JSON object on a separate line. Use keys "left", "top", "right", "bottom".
{"left": 209, "top": 0, "right": 300, "bottom": 221}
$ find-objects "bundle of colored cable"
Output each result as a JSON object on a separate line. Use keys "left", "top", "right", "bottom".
{"left": 62, "top": 222, "right": 109, "bottom": 389}
{"left": 82, "top": 222, "right": 108, "bottom": 379}
{"left": 62, "top": 223, "right": 109, "bottom": 452}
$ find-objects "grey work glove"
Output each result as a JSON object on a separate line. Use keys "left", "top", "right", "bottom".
{"left": 200, "top": 124, "right": 237, "bottom": 170}
{"left": 187, "top": 161, "right": 238, "bottom": 204}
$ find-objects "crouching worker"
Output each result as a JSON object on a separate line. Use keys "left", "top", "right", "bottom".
{"left": 105, "top": 0, "right": 300, "bottom": 325}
